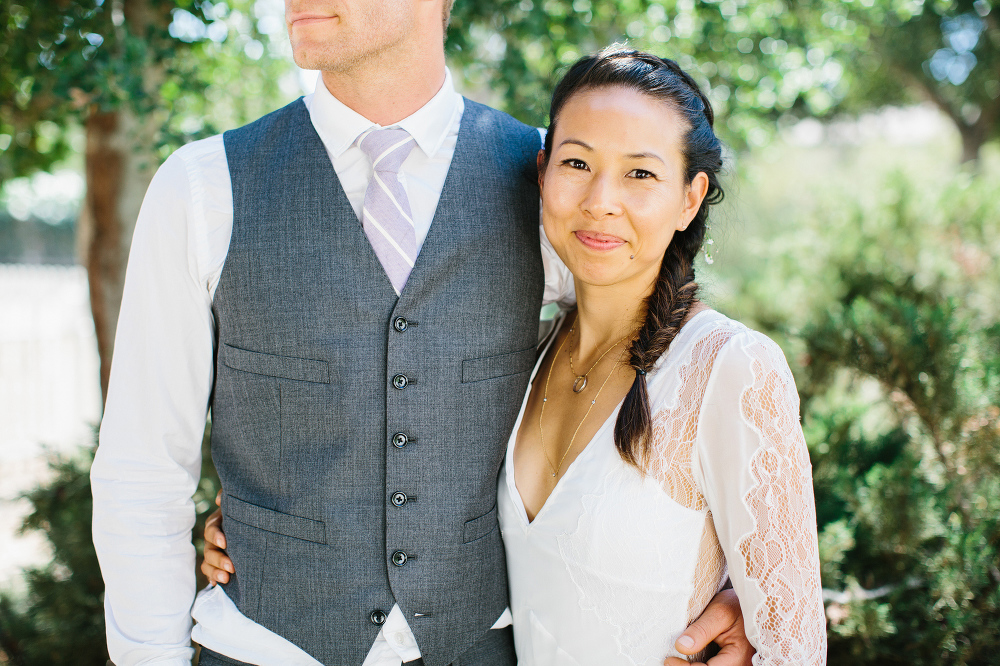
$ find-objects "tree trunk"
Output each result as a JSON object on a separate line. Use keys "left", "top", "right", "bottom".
{"left": 78, "top": 0, "right": 165, "bottom": 406}
{"left": 77, "top": 108, "right": 158, "bottom": 404}
{"left": 959, "top": 125, "right": 984, "bottom": 166}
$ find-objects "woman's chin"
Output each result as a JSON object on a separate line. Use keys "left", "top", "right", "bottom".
{"left": 569, "top": 265, "right": 635, "bottom": 290}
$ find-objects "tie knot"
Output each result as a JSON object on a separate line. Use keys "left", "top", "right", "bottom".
{"left": 359, "top": 128, "right": 416, "bottom": 173}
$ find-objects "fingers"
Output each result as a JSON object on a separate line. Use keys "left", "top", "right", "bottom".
{"left": 676, "top": 589, "right": 741, "bottom": 655}
{"left": 215, "top": 489, "right": 222, "bottom": 506}
{"left": 204, "top": 509, "right": 226, "bottom": 549}
{"left": 202, "top": 529, "right": 235, "bottom": 585}
{"left": 201, "top": 507, "right": 236, "bottom": 585}
{"left": 201, "top": 554, "right": 230, "bottom": 585}
{"left": 665, "top": 659, "right": 704, "bottom": 666}
{"left": 705, "top": 642, "right": 755, "bottom": 666}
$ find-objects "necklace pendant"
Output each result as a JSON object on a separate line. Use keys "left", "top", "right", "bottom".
{"left": 573, "top": 375, "right": 588, "bottom": 393}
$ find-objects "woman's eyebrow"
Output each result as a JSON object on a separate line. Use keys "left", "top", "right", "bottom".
{"left": 625, "top": 151, "right": 666, "bottom": 163}
{"left": 558, "top": 138, "right": 593, "bottom": 150}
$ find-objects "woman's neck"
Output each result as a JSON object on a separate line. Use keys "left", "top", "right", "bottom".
{"left": 571, "top": 278, "right": 649, "bottom": 361}
{"left": 571, "top": 272, "right": 708, "bottom": 362}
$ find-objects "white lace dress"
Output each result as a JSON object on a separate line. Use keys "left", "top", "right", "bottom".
{"left": 497, "top": 310, "right": 827, "bottom": 665}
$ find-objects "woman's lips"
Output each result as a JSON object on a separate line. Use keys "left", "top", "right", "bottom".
{"left": 574, "top": 230, "right": 627, "bottom": 251}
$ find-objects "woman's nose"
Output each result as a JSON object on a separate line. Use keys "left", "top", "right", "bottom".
{"left": 582, "top": 174, "right": 623, "bottom": 219}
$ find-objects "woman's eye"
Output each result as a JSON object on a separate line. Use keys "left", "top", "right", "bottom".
{"left": 629, "top": 168, "right": 656, "bottom": 180}
{"left": 561, "top": 158, "right": 588, "bottom": 170}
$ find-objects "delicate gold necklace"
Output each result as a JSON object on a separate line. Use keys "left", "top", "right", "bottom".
{"left": 567, "top": 321, "right": 632, "bottom": 393}
{"left": 539, "top": 317, "right": 628, "bottom": 477}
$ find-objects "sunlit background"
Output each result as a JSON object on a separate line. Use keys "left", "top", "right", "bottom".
{"left": 1, "top": 0, "right": 998, "bottom": 663}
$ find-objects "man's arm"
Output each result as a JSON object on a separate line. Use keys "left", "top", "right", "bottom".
{"left": 90, "top": 148, "right": 218, "bottom": 665}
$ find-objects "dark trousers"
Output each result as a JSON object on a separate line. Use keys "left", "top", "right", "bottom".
{"left": 197, "top": 626, "right": 516, "bottom": 666}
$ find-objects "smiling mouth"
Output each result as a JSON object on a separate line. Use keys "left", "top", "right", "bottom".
{"left": 290, "top": 15, "right": 338, "bottom": 26}
{"left": 574, "top": 230, "right": 627, "bottom": 251}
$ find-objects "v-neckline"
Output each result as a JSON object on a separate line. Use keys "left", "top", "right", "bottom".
{"left": 507, "top": 312, "right": 626, "bottom": 527}
{"left": 505, "top": 308, "right": 719, "bottom": 528}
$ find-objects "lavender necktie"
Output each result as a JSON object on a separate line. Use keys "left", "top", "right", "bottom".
{"left": 358, "top": 128, "right": 418, "bottom": 293}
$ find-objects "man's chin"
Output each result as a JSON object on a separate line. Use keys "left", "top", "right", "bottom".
{"left": 291, "top": 48, "right": 338, "bottom": 73}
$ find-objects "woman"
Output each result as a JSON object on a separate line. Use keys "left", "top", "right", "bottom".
{"left": 203, "top": 47, "right": 826, "bottom": 664}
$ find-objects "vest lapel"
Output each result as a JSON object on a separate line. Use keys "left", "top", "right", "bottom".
{"left": 398, "top": 100, "right": 486, "bottom": 302}
{"left": 291, "top": 100, "right": 399, "bottom": 300}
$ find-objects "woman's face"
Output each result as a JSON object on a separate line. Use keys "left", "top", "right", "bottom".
{"left": 539, "top": 86, "right": 708, "bottom": 292}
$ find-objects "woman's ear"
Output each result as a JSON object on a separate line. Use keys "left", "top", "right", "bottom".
{"left": 537, "top": 149, "right": 547, "bottom": 190}
{"left": 679, "top": 172, "right": 710, "bottom": 230}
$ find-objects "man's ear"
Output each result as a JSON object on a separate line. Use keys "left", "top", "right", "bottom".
{"left": 537, "top": 149, "right": 547, "bottom": 190}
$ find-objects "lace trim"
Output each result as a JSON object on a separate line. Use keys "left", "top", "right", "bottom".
{"left": 687, "top": 511, "right": 727, "bottom": 624}
{"left": 736, "top": 338, "right": 827, "bottom": 665}
{"left": 647, "top": 323, "right": 741, "bottom": 509}
{"left": 644, "top": 322, "right": 739, "bottom": 626}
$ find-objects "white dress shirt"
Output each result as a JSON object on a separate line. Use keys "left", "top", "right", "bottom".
{"left": 90, "top": 68, "right": 572, "bottom": 666}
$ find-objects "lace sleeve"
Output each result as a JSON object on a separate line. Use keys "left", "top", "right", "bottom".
{"left": 693, "top": 331, "right": 827, "bottom": 665}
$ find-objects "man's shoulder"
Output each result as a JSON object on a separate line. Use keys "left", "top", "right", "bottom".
{"left": 223, "top": 98, "right": 307, "bottom": 143}
{"left": 462, "top": 99, "right": 540, "bottom": 147}
{"left": 170, "top": 133, "right": 226, "bottom": 170}
{"left": 167, "top": 96, "right": 305, "bottom": 173}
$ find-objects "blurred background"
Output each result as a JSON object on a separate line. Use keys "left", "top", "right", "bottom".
{"left": 0, "top": 0, "right": 998, "bottom": 663}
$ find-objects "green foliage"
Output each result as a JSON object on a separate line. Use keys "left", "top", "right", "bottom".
{"left": 0, "top": 426, "right": 221, "bottom": 665}
{"left": 719, "top": 161, "right": 1000, "bottom": 663}
{"left": 447, "top": 0, "right": 1000, "bottom": 157}
{"left": 812, "top": 0, "right": 1000, "bottom": 161}
{"left": 0, "top": 0, "right": 291, "bottom": 184}
{"left": 448, "top": 0, "right": 831, "bottom": 145}
{"left": 0, "top": 446, "right": 107, "bottom": 666}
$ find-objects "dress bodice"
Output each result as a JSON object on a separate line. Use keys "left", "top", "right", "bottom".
{"left": 498, "top": 310, "right": 827, "bottom": 665}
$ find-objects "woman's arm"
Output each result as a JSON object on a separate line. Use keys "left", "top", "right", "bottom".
{"left": 694, "top": 331, "right": 827, "bottom": 665}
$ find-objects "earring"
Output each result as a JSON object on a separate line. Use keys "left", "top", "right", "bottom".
{"left": 629, "top": 254, "right": 635, "bottom": 260}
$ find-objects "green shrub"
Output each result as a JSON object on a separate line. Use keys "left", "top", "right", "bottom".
{"left": 719, "top": 167, "right": 1000, "bottom": 664}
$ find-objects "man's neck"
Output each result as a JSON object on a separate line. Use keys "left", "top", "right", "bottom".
{"left": 320, "top": 49, "right": 447, "bottom": 126}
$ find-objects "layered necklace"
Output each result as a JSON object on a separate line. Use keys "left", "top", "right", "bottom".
{"left": 538, "top": 316, "right": 633, "bottom": 478}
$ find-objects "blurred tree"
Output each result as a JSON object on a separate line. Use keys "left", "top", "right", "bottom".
{"left": 447, "top": 0, "right": 999, "bottom": 161}
{"left": 813, "top": 0, "right": 1000, "bottom": 164}
{"left": 0, "top": 0, "right": 290, "bottom": 402}
{"left": 726, "top": 169, "right": 1000, "bottom": 664}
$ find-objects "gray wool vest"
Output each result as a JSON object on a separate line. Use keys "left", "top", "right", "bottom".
{"left": 211, "top": 98, "right": 543, "bottom": 666}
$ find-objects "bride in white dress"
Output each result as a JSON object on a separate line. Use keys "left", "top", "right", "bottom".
{"left": 498, "top": 48, "right": 826, "bottom": 665}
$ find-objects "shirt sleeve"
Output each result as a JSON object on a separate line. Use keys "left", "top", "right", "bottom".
{"left": 540, "top": 222, "right": 575, "bottom": 307}
{"left": 693, "top": 331, "right": 827, "bottom": 665}
{"left": 90, "top": 148, "right": 218, "bottom": 665}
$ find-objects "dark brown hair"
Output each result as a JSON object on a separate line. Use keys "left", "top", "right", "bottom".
{"left": 543, "top": 46, "right": 725, "bottom": 468}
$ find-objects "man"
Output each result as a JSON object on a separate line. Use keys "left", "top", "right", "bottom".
{"left": 91, "top": 1, "right": 754, "bottom": 664}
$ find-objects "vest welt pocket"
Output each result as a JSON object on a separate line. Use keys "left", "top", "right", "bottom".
{"left": 463, "top": 503, "right": 499, "bottom": 543}
{"left": 224, "top": 494, "right": 328, "bottom": 544}
{"left": 461, "top": 346, "right": 536, "bottom": 383}
{"left": 221, "top": 343, "right": 331, "bottom": 384}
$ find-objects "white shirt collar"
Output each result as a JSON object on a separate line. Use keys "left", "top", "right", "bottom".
{"left": 307, "top": 68, "right": 462, "bottom": 159}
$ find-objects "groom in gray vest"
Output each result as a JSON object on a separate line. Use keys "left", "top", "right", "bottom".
{"left": 91, "top": 1, "right": 753, "bottom": 665}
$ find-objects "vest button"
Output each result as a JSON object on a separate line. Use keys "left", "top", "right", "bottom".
{"left": 391, "top": 550, "right": 408, "bottom": 567}
{"left": 392, "top": 433, "right": 408, "bottom": 448}
{"left": 391, "top": 492, "right": 407, "bottom": 507}
{"left": 370, "top": 609, "right": 387, "bottom": 626}
{"left": 392, "top": 374, "right": 408, "bottom": 389}
{"left": 393, "top": 317, "right": 408, "bottom": 332}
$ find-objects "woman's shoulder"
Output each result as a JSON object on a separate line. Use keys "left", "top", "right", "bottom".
{"left": 656, "top": 309, "right": 794, "bottom": 388}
